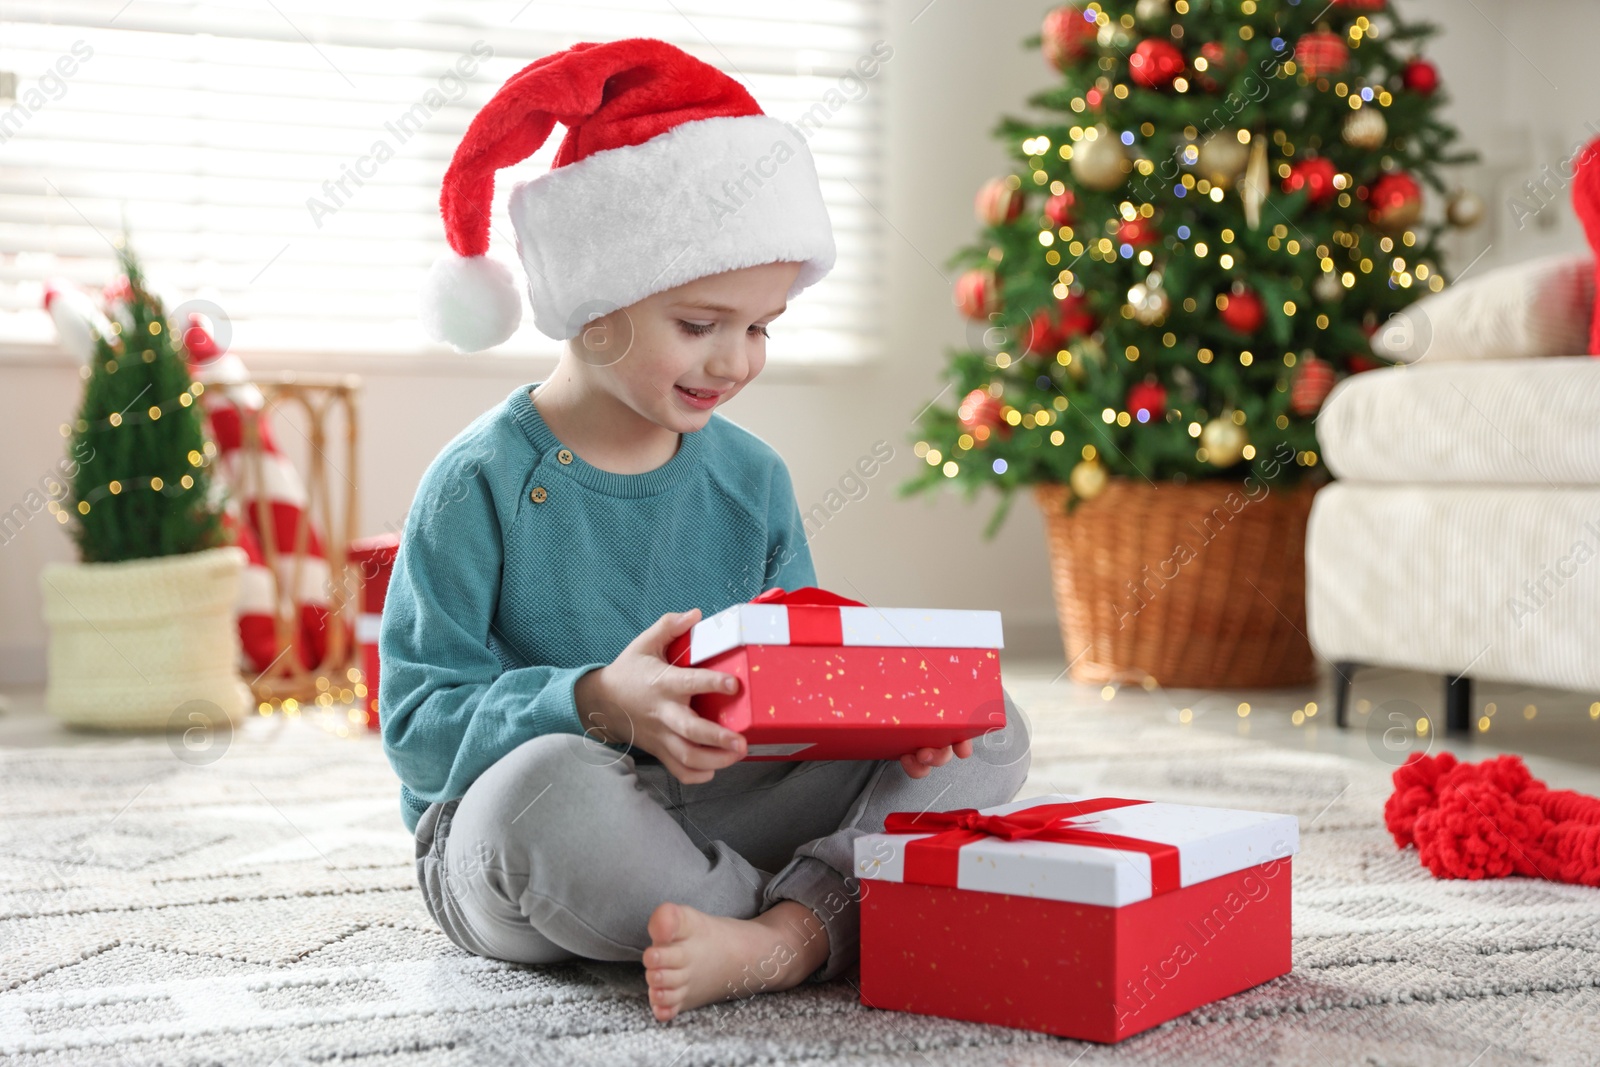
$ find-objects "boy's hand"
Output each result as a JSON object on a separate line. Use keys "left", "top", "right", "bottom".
{"left": 899, "top": 738, "right": 975, "bottom": 779}
{"left": 576, "top": 607, "right": 747, "bottom": 785}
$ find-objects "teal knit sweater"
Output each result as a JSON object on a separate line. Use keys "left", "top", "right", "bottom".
{"left": 379, "top": 382, "right": 817, "bottom": 833}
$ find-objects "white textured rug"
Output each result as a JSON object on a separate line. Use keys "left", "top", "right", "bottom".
{"left": 3, "top": 688, "right": 1600, "bottom": 1066}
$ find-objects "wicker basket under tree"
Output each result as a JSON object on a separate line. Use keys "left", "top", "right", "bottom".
{"left": 900, "top": 3, "right": 1475, "bottom": 689}
{"left": 40, "top": 240, "right": 249, "bottom": 730}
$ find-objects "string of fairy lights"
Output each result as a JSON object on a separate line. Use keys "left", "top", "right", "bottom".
{"left": 52, "top": 315, "right": 221, "bottom": 520}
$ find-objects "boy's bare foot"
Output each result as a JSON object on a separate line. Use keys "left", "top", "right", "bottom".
{"left": 642, "top": 899, "right": 831, "bottom": 1022}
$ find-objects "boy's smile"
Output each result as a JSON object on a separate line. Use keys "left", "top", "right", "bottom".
{"left": 532, "top": 259, "right": 803, "bottom": 475}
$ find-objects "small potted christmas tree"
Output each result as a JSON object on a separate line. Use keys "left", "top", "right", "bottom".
{"left": 40, "top": 240, "right": 249, "bottom": 730}
{"left": 901, "top": 1, "right": 1477, "bottom": 688}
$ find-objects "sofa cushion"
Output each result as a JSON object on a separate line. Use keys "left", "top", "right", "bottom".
{"left": 1316, "top": 357, "right": 1600, "bottom": 484}
{"left": 1370, "top": 252, "right": 1593, "bottom": 363}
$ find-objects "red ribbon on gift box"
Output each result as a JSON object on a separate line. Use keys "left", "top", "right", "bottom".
{"left": 750, "top": 586, "right": 867, "bottom": 646}
{"left": 881, "top": 797, "right": 1182, "bottom": 895}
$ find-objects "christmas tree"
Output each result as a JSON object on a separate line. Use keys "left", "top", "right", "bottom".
{"left": 901, "top": 0, "right": 1478, "bottom": 537}
{"left": 67, "top": 242, "right": 225, "bottom": 562}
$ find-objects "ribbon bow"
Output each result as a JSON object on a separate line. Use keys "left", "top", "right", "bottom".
{"left": 749, "top": 586, "right": 866, "bottom": 646}
{"left": 881, "top": 797, "right": 1182, "bottom": 895}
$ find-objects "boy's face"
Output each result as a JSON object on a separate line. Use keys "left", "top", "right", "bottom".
{"left": 573, "top": 259, "right": 803, "bottom": 429}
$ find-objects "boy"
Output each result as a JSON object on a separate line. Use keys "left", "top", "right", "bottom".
{"left": 384, "top": 37, "right": 1033, "bottom": 1023}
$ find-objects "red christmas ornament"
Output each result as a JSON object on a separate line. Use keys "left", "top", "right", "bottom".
{"left": 1023, "top": 309, "right": 1062, "bottom": 356}
{"left": 1333, "top": 0, "right": 1386, "bottom": 9}
{"left": 1117, "top": 216, "right": 1159, "bottom": 247}
{"left": 1367, "top": 171, "right": 1423, "bottom": 230}
{"left": 1042, "top": 5, "right": 1098, "bottom": 72}
{"left": 954, "top": 268, "right": 1001, "bottom": 320}
{"left": 1056, "top": 292, "right": 1098, "bottom": 341}
{"left": 1295, "top": 32, "right": 1348, "bottom": 78}
{"left": 1348, "top": 354, "right": 1381, "bottom": 373}
{"left": 1218, "top": 284, "right": 1266, "bottom": 334}
{"left": 1401, "top": 57, "right": 1440, "bottom": 95}
{"left": 975, "top": 177, "right": 1025, "bottom": 226}
{"left": 1129, "top": 39, "right": 1185, "bottom": 89}
{"left": 1044, "top": 189, "right": 1076, "bottom": 228}
{"left": 1126, "top": 381, "right": 1167, "bottom": 421}
{"left": 1023, "top": 292, "right": 1097, "bottom": 356}
{"left": 1195, "top": 41, "right": 1243, "bottom": 92}
{"left": 1290, "top": 356, "right": 1337, "bottom": 415}
{"left": 958, "top": 388, "right": 1012, "bottom": 441}
{"left": 1283, "top": 157, "right": 1338, "bottom": 206}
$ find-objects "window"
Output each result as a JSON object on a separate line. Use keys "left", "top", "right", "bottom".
{"left": 1, "top": 2, "right": 885, "bottom": 363}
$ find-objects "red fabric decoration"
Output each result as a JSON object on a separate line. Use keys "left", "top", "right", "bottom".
{"left": 181, "top": 315, "right": 338, "bottom": 673}
{"left": 1567, "top": 134, "right": 1600, "bottom": 355}
{"left": 1386, "top": 752, "right": 1600, "bottom": 885}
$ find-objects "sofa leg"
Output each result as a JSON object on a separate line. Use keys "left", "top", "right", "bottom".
{"left": 1333, "top": 661, "right": 1359, "bottom": 729}
{"left": 1445, "top": 674, "right": 1472, "bottom": 737}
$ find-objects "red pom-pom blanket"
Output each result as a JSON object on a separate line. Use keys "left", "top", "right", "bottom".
{"left": 1386, "top": 751, "right": 1600, "bottom": 885}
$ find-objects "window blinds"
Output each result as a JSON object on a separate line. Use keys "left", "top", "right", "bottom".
{"left": 0, "top": 0, "right": 886, "bottom": 363}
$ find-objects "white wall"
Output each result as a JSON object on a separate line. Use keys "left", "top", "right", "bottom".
{"left": 2, "top": 0, "right": 1593, "bottom": 683}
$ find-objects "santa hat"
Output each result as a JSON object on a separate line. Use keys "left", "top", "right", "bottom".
{"left": 422, "top": 37, "right": 838, "bottom": 353}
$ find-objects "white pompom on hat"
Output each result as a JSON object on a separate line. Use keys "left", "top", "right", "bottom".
{"left": 423, "top": 37, "right": 838, "bottom": 353}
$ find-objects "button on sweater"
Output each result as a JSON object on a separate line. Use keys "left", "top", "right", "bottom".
{"left": 379, "top": 382, "right": 818, "bottom": 833}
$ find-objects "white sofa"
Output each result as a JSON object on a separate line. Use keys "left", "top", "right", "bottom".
{"left": 1306, "top": 253, "right": 1600, "bottom": 733}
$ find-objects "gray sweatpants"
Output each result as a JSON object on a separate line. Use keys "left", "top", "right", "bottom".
{"left": 413, "top": 687, "right": 1032, "bottom": 985}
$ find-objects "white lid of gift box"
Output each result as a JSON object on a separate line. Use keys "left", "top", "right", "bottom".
{"left": 681, "top": 603, "right": 1004, "bottom": 665}
{"left": 853, "top": 793, "right": 1299, "bottom": 908}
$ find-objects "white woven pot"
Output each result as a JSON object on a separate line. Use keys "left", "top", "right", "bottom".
{"left": 40, "top": 545, "right": 251, "bottom": 730}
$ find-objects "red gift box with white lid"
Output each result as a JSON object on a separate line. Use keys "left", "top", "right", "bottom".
{"left": 664, "top": 586, "right": 1006, "bottom": 760}
{"left": 853, "top": 793, "right": 1299, "bottom": 1043}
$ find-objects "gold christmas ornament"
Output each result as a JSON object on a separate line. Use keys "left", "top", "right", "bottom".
{"left": 1127, "top": 272, "right": 1171, "bottom": 325}
{"left": 1447, "top": 188, "right": 1486, "bottom": 228}
{"left": 1241, "top": 135, "right": 1269, "bottom": 230}
{"left": 1070, "top": 128, "right": 1129, "bottom": 191}
{"left": 1200, "top": 417, "right": 1248, "bottom": 467}
{"left": 1193, "top": 132, "right": 1250, "bottom": 189}
{"left": 1070, "top": 457, "right": 1109, "bottom": 500}
{"left": 1341, "top": 108, "right": 1387, "bottom": 150}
